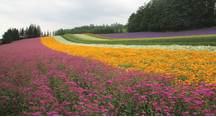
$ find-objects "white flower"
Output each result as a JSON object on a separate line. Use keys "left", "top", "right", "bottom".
{"left": 53, "top": 36, "right": 216, "bottom": 52}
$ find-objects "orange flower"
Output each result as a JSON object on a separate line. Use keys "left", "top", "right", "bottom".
{"left": 41, "top": 37, "right": 216, "bottom": 85}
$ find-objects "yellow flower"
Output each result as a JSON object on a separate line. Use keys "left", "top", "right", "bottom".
{"left": 41, "top": 37, "right": 216, "bottom": 85}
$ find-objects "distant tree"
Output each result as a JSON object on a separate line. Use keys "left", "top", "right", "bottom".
{"left": 25, "top": 26, "right": 28, "bottom": 38}
{"left": 12, "top": 28, "right": 20, "bottom": 41}
{"left": 27, "top": 24, "right": 34, "bottom": 38}
{"left": 1, "top": 24, "right": 43, "bottom": 45}
{"left": 2, "top": 28, "right": 20, "bottom": 44}
{"left": 43, "top": 31, "right": 46, "bottom": 37}
{"left": 53, "top": 31, "right": 55, "bottom": 36}
{"left": 47, "top": 31, "right": 50, "bottom": 36}
{"left": 54, "top": 23, "right": 126, "bottom": 35}
{"left": 25, "top": 24, "right": 42, "bottom": 38}
{"left": 20, "top": 27, "right": 25, "bottom": 39}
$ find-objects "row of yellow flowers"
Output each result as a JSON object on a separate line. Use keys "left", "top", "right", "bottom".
{"left": 41, "top": 36, "right": 216, "bottom": 85}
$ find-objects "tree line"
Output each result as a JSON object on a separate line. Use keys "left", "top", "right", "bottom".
{"left": 1, "top": 24, "right": 52, "bottom": 44}
{"left": 54, "top": 23, "right": 127, "bottom": 35}
{"left": 127, "top": 0, "right": 216, "bottom": 32}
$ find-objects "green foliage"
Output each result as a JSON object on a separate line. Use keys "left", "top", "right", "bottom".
{"left": 1, "top": 24, "right": 42, "bottom": 45}
{"left": 55, "top": 23, "right": 127, "bottom": 35}
{"left": 128, "top": 0, "right": 216, "bottom": 32}
{"left": 2, "top": 28, "right": 20, "bottom": 44}
{"left": 26, "top": 24, "right": 42, "bottom": 38}
{"left": 62, "top": 34, "right": 216, "bottom": 46}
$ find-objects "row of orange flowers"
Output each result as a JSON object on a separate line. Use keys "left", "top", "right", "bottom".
{"left": 41, "top": 36, "right": 216, "bottom": 85}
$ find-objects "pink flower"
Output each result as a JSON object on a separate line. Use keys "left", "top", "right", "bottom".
{"left": 108, "top": 102, "right": 114, "bottom": 109}
{"left": 170, "top": 101, "right": 175, "bottom": 104}
{"left": 32, "top": 112, "right": 41, "bottom": 116}
{"left": 106, "top": 80, "right": 112, "bottom": 86}
{"left": 67, "top": 112, "right": 73, "bottom": 115}
{"left": 12, "top": 98, "right": 17, "bottom": 102}
{"left": 101, "top": 109, "right": 108, "bottom": 112}
{"left": 141, "top": 111, "right": 146, "bottom": 114}
{"left": 79, "top": 102, "right": 84, "bottom": 105}
{"left": 193, "top": 112, "right": 198, "bottom": 115}
{"left": 41, "top": 106, "right": 46, "bottom": 112}
{"left": 156, "top": 107, "right": 162, "bottom": 112}
{"left": 40, "top": 100, "right": 45, "bottom": 105}
{"left": 102, "top": 101, "right": 106, "bottom": 104}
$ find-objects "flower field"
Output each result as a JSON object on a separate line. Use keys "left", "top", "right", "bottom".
{"left": 62, "top": 32, "right": 216, "bottom": 46}
{"left": 98, "top": 28, "right": 216, "bottom": 39}
{"left": 53, "top": 36, "right": 216, "bottom": 52}
{"left": 0, "top": 36, "right": 215, "bottom": 116}
{"left": 43, "top": 36, "right": 216, "bottom": 85}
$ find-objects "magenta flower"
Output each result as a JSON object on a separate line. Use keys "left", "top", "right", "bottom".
{"left": 40, "top": 100, "right": 45, "bottom": 105}
{"left": 102, "top": 101, "right": 106, "bottom": 104}
{"left": 79, "top": 102, "right": 84, "bottom": 105}
{"left": 141, "top": 112, "right": 146, "bottom": 114}
{"left": 105, "top": 80, "right": 112, "bottom": 86}
{"left": 101, "top": 109, "right": 109, "bottom": 112}
{"left": 108, "top": 102, "right": 114, "bottom": 110}
{"left": 32, "top": 112, "right": 41, "bottom": 116}
{"left": 170, "top": 101, "right": 175, "bottom": 104}
{"left": 156, "top": 107, "right": 162, "bottom": 112}
{"left": 29, "top": 102, "right": 33, "bottom": 105}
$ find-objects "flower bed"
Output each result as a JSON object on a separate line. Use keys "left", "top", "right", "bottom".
{"left": 97, "top": 28, "right": 216, "bottom": 39}
{"left": 0, "top": 37, "right": 215, "bottom": 116}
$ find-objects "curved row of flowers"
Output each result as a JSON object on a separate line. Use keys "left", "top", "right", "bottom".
{"left": 42, "top": 36, "right": 216, "bottom": 85}
{"left": 73, "top": 34, "right": 109, "bottom": 40}
{"left": 54, "top": 36, "right": 216, "bottom": 52}
{"left": 0, "top": 37, "right": 215, "bottom": 116}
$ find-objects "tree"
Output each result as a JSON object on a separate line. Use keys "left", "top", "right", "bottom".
{"left": 127, "top": 13, "right": 137, "bottom": 32}
{"left": 129, "top": 0, "right": 216, "bottom": 32}
{"left": 20, "top": 27, "right": 25, "bottom": 39}
{"left": 2, "top": 28, "right": 20, "bottom": 44}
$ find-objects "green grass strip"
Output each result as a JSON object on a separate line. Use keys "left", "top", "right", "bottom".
{"left": 62, "top": 34, "right": 216, "bottom": 46}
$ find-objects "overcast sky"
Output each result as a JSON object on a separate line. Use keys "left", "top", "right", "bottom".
{"left": 0, "top": 0, "right": 151, "bottom": 38}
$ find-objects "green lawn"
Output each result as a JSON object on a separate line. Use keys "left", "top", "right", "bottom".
{"left": 61, "top": 34, "right": 216, "bottom": 46}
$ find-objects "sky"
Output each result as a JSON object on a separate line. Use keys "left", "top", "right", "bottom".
{"left": 0, "top": 0, "right": 151, "bottom": 38}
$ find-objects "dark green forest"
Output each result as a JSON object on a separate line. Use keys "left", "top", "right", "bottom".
{"left": 1, "top": 24, "right": 45, "bottom": 44}
{"left": 55, "top": 0, "right": 216, "bottom": 35}
{"left": 54, "top": 23, "right": 127, "bottom": 35}
{"left": 127, "top": 0, "right": 216, "bottom": 32}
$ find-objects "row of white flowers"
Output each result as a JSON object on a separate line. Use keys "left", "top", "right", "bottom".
{"left": 53, "top": 36, "right": 216, "bottom": 52}
{"left": 73, "top": 34, "right": 108, "bottom": 40}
